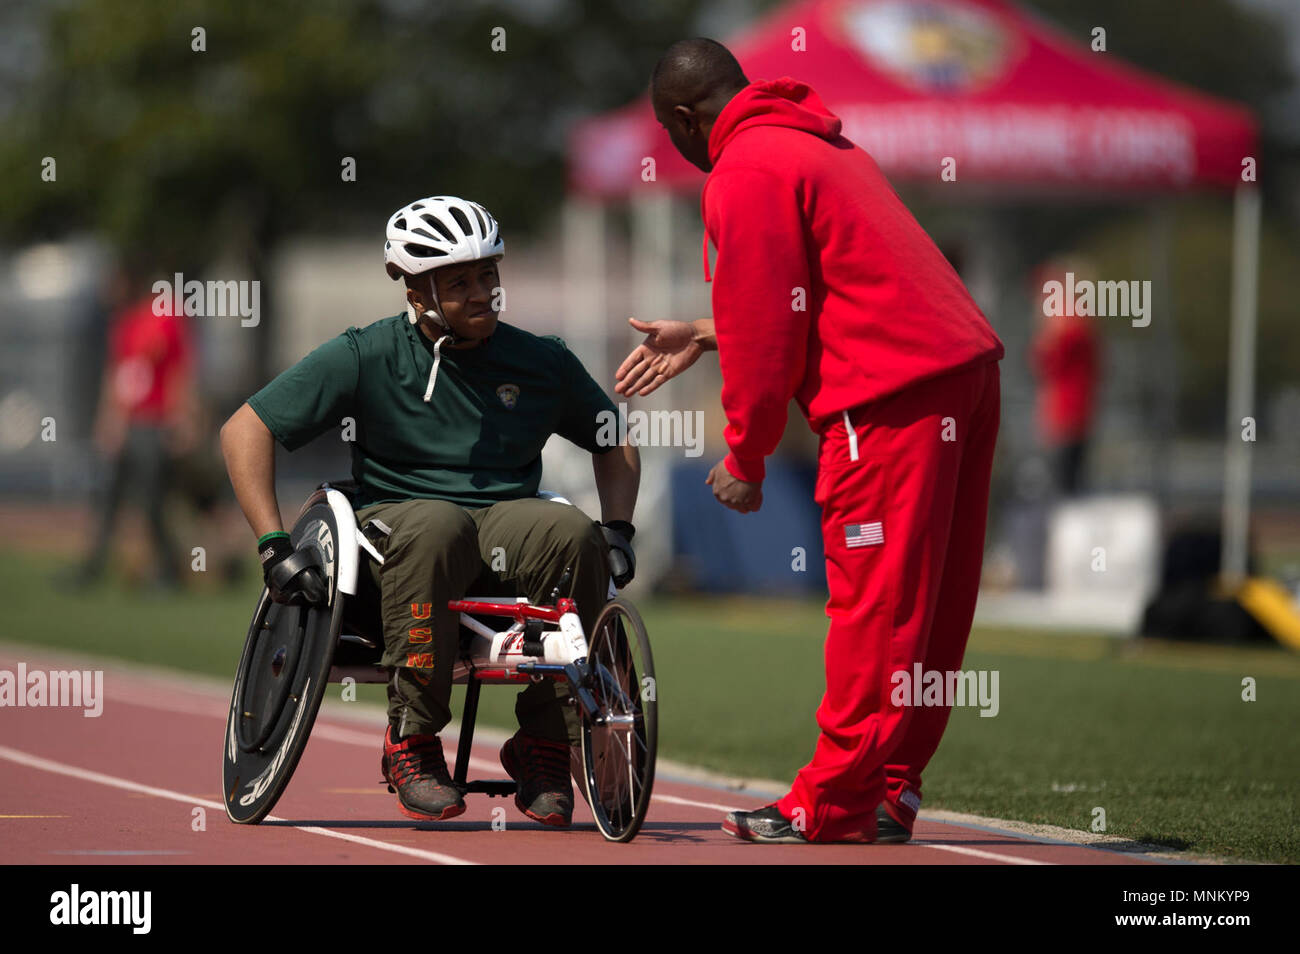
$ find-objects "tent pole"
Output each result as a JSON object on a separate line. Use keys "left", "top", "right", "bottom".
{"left": 1148, "top": 200, "right": 1176, "bottom": 509}
{"left": 1221, "top": 184, "right": 1261, "bottom": 589}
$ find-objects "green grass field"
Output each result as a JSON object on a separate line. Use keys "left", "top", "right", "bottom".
{"left": 3, "top": 550, "right": 1297, "bottom": 863}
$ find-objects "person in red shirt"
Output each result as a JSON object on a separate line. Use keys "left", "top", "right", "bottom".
{"left": 74, "top": 260, "right": 197, "bottom": 587}
{"left": 616, "top": 39, "right": 1004, "bottom": 843}
{"left": 1030, "top": 262, "right": 1100, "bottom": 496}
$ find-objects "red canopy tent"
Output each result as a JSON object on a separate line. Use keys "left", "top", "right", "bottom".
{"left": 561, "top": 0, "right": 1262, "bottom": 584}
{"left": 569, "top": 0, "right": 1256, "bottom": 196}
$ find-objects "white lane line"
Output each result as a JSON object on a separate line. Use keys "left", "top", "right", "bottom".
{"left": 0, "top": 745, "right": 475, "bottom": 866}
{"left": 311, "top": 732, "right": 756, "bottom": 816}
{"left": 658, "top": 795, "right": 1051, "bottom": 862}
{"left": 653, "top": 793, "right": 754, "bottom": 813}
{"left": 67, "top": 682, "right": 1057, "bottom": 864}
{"left": 310, "top": 724, "right": 504, "bottom": 775}
{"left": 310, "top": 722, "right": 393, "bottom": 746}
{"left": 912, "top": 841, "right": 1051, "bottom": 865}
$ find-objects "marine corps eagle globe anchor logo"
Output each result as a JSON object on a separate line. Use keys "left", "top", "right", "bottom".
{"left": 496, "top": 383, "right": 520, "bottom": 409}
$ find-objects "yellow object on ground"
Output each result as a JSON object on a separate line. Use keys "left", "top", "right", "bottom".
{"left": 1236, "top": 577, "right": 1300, "bottom": 651}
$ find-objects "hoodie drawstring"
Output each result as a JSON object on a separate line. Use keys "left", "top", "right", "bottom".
{"left": 423, "top": 334, "right": 452, "bottom": 402}
{"left": 702, "top": 231, "right": 713, "bottom": 283}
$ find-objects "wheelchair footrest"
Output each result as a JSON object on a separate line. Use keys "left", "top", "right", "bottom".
{"left": 460, "top": 780, "right": 518, "bottom": 797}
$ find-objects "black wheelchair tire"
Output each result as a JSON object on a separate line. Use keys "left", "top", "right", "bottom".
{"left": 222, "top": 502, "right": 346, "bottom": 824}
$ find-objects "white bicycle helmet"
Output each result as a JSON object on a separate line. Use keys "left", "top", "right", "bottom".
{"left": 385, "top": 196, "right": 503, "bottom": 279}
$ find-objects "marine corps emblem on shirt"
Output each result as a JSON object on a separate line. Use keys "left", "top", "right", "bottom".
{"left": 496, "top": 383, "right": 520, "bottom": 409}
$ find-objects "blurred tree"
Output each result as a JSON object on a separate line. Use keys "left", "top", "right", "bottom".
{"left": 1020, "top": 0, "right": 1292, "bottom": 116}
{"left": 0, "top": 0, "right": 1293, "bottom": 406}
{"left": 0, "top": 0, "right": 731, "bottom": 380}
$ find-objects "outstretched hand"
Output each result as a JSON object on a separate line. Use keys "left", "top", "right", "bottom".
{"left": 614, "top": 318, "right": 704, "bottom": 397}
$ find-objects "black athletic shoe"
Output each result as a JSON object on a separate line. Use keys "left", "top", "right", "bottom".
{"left": 381, "top": 726, "right": 466, "bottom": 822}
{"left": 876, "top": 803, "right": 913, "bottom": 843}
{"left": 722, "top": 804, "right": 809, "bottom": 843}
{"left": 500, "top": 732, "right": 574, "bottom": 827}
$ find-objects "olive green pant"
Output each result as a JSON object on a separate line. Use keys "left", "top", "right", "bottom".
{"left": 355, "top": 497, "right": 609, "bottom": 746}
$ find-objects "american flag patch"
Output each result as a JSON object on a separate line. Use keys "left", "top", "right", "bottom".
{"left": 844, "top": 522, "right": 884, "bottom": 548}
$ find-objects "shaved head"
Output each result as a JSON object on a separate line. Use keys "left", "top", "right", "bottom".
{"left": 650, "top": 38, "right": 749, "bottom": 172}
{"left": 651, "top": 37, "right": 748, "bottom": 106}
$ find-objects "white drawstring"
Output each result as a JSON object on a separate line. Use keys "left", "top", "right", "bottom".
{"left": 408, "top": 300, "right": 458, "bottom": 402}
{"left": 423, "top": 334, "right": 451, "bottom": 402}
{"left": 842, "top": 409, "right": 859, "bottom": 462}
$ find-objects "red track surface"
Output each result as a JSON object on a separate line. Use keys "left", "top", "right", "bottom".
{"left": 0, "top": 650, "right": 1161, "bottom": 865}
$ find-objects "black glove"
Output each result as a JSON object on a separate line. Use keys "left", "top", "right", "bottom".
{"left": 599, "top": 520, "right": 636, "bottom": 589}
{"left": 258, "top": 533, "right": 328, "bottom": 606}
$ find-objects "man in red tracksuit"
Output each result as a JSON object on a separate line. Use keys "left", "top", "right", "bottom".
{"left": 616, "top": 39, "right": 1004, "bottom": 843}
{"left": 1030, "top": 262, "right": 1100, "bottom": 497}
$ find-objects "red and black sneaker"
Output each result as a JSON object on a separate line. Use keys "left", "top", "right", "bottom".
{"left": 499, "top": 731, "right": 574, "bottom": 827}
{"left": 381, "top": 726, "right": 466, "bottom": 822}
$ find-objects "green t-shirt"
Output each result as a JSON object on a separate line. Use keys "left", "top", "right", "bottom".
{"left": 247, "top": 315, "right": 617, "bottom": 509}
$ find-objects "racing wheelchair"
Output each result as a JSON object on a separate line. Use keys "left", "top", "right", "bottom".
{"left": 222, "top": 482, "right": 657, "bottom": 842}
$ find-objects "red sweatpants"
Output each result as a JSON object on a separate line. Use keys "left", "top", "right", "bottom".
{"left": 776, "top": 359, "right": 1001, "bottom": 842}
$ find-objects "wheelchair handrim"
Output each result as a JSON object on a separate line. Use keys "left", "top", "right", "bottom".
{"left": 233, "top": 598, "right": 311, "bottom": 753}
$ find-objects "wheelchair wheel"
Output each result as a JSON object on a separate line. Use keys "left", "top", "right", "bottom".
{"left": 222, "top": 501, "right": 345, "bottom": 824}
{"left": 580, "top": 597, "right": 657, "bottom": 842}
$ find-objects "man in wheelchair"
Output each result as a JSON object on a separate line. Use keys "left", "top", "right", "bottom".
{"left": 220, "top": 195, "right": 639, "bottom": 828}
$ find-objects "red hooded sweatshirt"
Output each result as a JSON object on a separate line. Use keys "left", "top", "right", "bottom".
{"left": 702, "top": 78, "right": 1004, "bottom": 483}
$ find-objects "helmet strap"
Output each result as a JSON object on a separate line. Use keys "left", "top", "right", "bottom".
{"left": 407, "top": 299, "right": 475, "bottom": 345}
